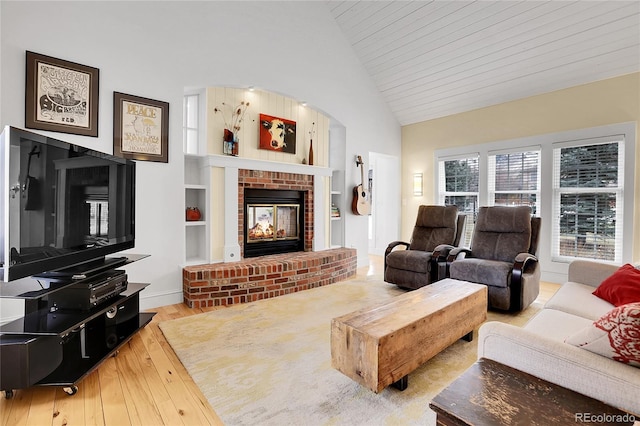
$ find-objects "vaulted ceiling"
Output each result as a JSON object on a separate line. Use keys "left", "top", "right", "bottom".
{"left": 328, "top": 1, "right": 640, "bottom": 126}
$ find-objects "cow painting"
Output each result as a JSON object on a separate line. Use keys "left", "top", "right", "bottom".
{"left": 259, "top": 113, "right": 296, "bottom": 154}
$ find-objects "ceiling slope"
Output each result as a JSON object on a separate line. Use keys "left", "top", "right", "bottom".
{"left": 328, "top": 1, "right": 640, "bottom": 125}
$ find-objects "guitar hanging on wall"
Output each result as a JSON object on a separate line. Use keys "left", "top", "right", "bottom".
{"left": 352, "top": 155, "right": 371, "bottom": 215}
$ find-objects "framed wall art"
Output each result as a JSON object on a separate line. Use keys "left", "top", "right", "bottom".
{"left": 259, "top": 113, "right": 296, "bottom": 154}
{"left": 113, "top": 92, "right": 169, "bottom": 163}
{"left": 25, "top": 51, "right": 100, "bottom": 137}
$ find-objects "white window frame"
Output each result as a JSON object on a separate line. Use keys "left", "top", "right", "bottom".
{"left": 551, "top": 136, "right": 625, "bottom": 264}
{"left": 434, "top": 122, "right": 635, "bottom": 282}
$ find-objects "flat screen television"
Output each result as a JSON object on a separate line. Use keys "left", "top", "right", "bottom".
{"left": 0, "top": 126, "right": 136, "bottom": 282}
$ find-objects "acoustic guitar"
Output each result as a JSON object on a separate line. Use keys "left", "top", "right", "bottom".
{"left": 352, "top": 155, "right": 371, "bottom": 215}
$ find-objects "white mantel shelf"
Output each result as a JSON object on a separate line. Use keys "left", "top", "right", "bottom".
{"left": 186, "top": 154, "right": 333, "bottom": 263}
{"left": 202, "top": 154, "right": 333, "bottom": 177}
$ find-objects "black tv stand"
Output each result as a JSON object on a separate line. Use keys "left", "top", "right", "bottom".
{"left": 33, "top": 254, "right": 148, "bottom": 281}
{"left": 0, "top": 254, "right": 154, "bottom": 399}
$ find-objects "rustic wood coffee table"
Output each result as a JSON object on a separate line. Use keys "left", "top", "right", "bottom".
{"left": 430, "top": 358, "right": 635, "bottom": 425}
{"left": 330, "top": 278, "right": 487, "bottom": 393}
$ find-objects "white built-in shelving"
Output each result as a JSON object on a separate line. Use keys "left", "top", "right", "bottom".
{"left": 184, "top": 155, "right": 209, "bottom": 265}
{"left": 330, "top": 170, "right": 345, "bottom": 248}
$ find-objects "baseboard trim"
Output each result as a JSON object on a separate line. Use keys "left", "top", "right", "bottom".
{"left": 140, "top": 290, "right": 183, "bottom": 311}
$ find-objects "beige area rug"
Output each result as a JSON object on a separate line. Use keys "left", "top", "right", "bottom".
{"left": 159, "top": 276, "right": 542, "bottom": 425}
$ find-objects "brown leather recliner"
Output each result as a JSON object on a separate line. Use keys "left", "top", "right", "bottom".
{"left": 384, "top": 205, "right": 466, "bottom": 290}
{"left": 445, "top": 206, "right": 541, "bottom": 312}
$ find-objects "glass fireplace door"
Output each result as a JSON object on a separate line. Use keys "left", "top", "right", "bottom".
{"left": 246, "top": 204, "right": 299, "bottom": 242}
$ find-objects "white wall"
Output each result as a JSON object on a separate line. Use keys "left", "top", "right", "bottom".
{"left": 0, "top": 1, "right": 401, "bottom": 320}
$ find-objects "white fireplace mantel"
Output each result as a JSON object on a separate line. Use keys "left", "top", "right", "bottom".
{"left": 204, "top": 154, "right": 332, "bottom": 178}
{"left": 202, "top": 155, "right": 332, "bottom": 262}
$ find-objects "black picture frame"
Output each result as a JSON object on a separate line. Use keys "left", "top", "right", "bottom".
{"left": 113, "top": 92, "right": 169, "bottom": 163}
{"left": 25, "top": 51, "right": 99, "bottom": 137}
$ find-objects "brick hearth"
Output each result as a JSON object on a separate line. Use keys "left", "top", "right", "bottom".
{"left": 182, "top": 248, "right": 357, "bottom": 308}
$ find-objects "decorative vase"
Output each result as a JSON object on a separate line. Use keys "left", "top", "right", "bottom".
{"left": 308, "top": 139, "right": 314, "bottom": 165}
{"left": 232, "top": 134, "right": 239, "bottom": 156}
{"left": 223, "top": 129, "right": 234, "bottom": 155}
{"left": 186, "top": 207, "right": 202, "bottom": 221}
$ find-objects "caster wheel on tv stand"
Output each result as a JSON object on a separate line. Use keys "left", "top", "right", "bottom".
{"left": 63, "top": 386, "right": 78, "bottom": 396}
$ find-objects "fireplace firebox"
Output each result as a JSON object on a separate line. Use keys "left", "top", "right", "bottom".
{"left": 244, "top": 189, "right": 305, "bottom": 258}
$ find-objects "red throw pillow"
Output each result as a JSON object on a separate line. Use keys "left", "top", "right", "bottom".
{"left": 593, "top": 264, "right": 640, "bottom": 306}
{"left": 565, "top": 302, "right": 640, "bottom": 367}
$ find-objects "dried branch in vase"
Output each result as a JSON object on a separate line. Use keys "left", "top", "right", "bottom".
{"left": 214, "top": 101, "right": 250, "bottom": 134}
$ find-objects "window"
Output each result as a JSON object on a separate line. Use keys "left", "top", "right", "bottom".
{"left": 438, "top": 156, "right": 479, "bottom": 246}
{"left": 488, "top": 149, "right": 540, "bottom": 214}
{"left": 183, "top": 94, "right": 199, "bottom": 154}
{"left": 435, "top": 122, "right": 634, "bottom": 268}
{"left": 552, "top": 138, "right": 624, "bottom": 262}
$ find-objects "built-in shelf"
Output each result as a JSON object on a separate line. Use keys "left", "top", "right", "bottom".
{"left": 330, "top": 170, "right": 345, "bottom": 248}
{"left": 185, "top": 184, "right": 206, "bottom": 190}
{"left": 185, "top": 221, "right": 206, "bottom": 226}
{"left": 184, "top": 155, "right": 210, "bottom": 265}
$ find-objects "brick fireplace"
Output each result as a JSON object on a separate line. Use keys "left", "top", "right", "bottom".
{"left": 238, "top": 169, "right": 314, "bottom": 257}
{"left": 182, "top": 156, "right": 356, "bottom": 308}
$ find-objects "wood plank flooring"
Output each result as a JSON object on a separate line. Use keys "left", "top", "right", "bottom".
{"left": 0, "top": 256, "right": 560, "bottom": 425}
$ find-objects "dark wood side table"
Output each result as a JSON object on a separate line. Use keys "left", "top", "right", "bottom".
{"left": 429, "top": 358, "right": 635, "bottom": 426}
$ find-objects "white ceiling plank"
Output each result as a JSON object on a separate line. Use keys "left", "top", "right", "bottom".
{"left": 383, "top": 24, "right": 639, "bottom": 105}
{"left": 372, "top": 1, "right": 633, "bottom": 84}
{"left": 352, "top": 1, "right": 467, "bottom": 58}
{"left": 326, "top": 1, "right": 640, "bottom": 125}
{"left": 364, "top": 1, "right": 516, "bottom": 73}
{"left": 394, "top": 49, "right": 639, "bottom": 120}
{"left": 369, "top": 1, "right": 593, "bottom": 88}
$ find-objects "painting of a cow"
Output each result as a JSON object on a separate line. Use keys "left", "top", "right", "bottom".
{"left": 259, "top": 113, "right": 296, "bottom": 154}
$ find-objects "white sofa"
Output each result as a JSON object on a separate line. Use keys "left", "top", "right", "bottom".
{"left": 477, "top": 260, "right": 640, "bottom": 416}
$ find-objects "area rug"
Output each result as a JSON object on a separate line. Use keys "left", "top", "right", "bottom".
{"left": 159, "top": 276, "right": 542, "bottom": 425}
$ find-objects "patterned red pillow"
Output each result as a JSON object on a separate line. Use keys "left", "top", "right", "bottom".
{"left": 565, "top": 302, "right": 640, "bottom": 367}
{"left": 593, "top": 264, "right": 640, "bottom": 306}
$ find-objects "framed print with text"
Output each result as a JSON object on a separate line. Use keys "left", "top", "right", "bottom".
{"left": 25, "top": 51, "right": 99, "bottom": 137}
{"left": 113, "top": 92, "right": 169, "bottom": 163}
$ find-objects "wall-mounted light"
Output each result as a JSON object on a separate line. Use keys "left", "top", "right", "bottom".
{"left": 300, "top": 101, "right": 308, "bottom": 107}
{"left": 413, "top": 173, "right": 423, "bottom": 196}
{"left": 248, "top": 86, "right": 255, "bottom": 92}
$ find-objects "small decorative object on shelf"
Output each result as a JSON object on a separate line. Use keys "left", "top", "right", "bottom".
{"left": 308, "top": 121, "right": 315, "bottom": 165}
{"left": 223, "top": 128, "right": 234, "bottom": 156}
{"left": 186, "top": 207, "right": 202, "bottom": 221}
{"left": 331, "top": 203, "right": 341, "bottom": 218}
{"left": 215, "top": 101, "right": 249, "bottom": 156}
{"left": 232, "top": 135, "right": 239, "bottom": 156}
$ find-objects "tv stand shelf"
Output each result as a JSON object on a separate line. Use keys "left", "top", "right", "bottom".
{"left": 37, "top": 309, "right": 155, "bottom": 388}
{"left": 0, "top": 258, "right": 155, "bottom": 399}
{"left": 0, "top": 254, "right": 149, "bottom": 300}
{"left": 0, "top": 283, "right": 150, "bottom": 336}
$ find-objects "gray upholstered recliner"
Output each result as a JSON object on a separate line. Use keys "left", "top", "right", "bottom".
{"left": 445, "top": 206, "right": 541, "bottom": 312}
{"left": 384, "top": 205, "right": 465, "bottom": 290}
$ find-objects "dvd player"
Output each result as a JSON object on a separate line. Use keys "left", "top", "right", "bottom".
{"left": 48, "top": 270, "right": 128, "bottom": 311}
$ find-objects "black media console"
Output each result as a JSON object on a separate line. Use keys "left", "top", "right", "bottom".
{"left": 0, "top": 255, "right": 155, "bottom": 398}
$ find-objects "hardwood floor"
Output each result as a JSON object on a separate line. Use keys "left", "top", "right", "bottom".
{"left": 0, "top": 256, "right": 560, "bottom": 426}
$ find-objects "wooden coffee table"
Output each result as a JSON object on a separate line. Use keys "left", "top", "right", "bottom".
{"left": 430, "top": 358, "right": 635, "bottom": 425}
{"left": 330, "top": 278, "right": 487, "bottom": 393}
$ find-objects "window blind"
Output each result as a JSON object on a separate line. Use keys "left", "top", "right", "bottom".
{"left": 488, "top": 149, "right": 540, "bottom": 214}
{"left": 552, "top": 139, "right": 624, "bottom": 263}
{"left": 438, "top": 155, "right": 479, "bottom": 246}
{"left": 183, "top": 94, "right": 199, "bottom": 154}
